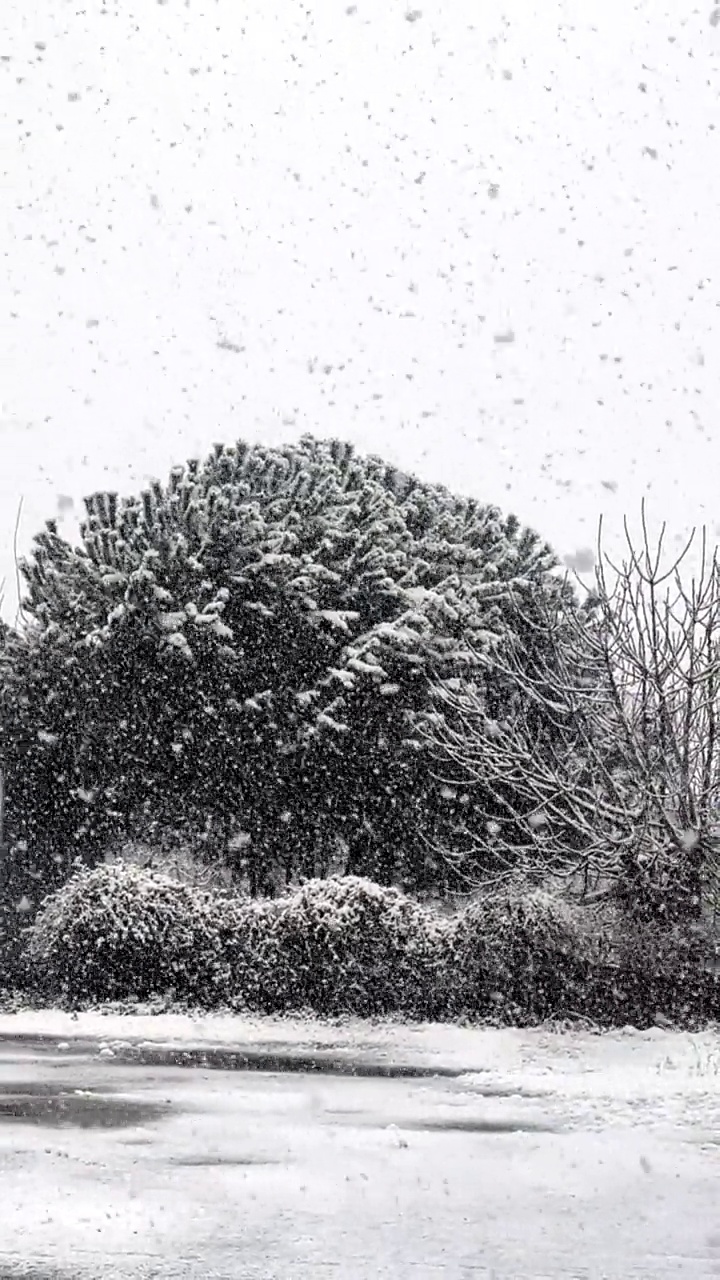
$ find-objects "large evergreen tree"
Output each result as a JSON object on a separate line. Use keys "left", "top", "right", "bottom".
{"left": 0, "top": 435, "right": 583, "bottom": 900}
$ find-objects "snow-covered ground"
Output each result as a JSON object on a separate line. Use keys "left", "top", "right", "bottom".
{"left": 2, "top": 1004, "right": 720, "bottom": 1086}
{"left": 0, "top": 1010, "right": 719, "bottom": 1277}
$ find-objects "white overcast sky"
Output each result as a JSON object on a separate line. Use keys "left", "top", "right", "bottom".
{"left": 3, "top": 0, "right": 720, "bottom": 621}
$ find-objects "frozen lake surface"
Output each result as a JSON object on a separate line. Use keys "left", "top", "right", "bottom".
{"left": 0, "top": 1010, "right": 718, "bottom": 1278}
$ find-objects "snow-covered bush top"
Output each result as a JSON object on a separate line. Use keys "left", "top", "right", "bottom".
{"left": 28, "top": 861, "right": 211, "bottom": 951}
{"left": 458, "top": 881, "right": 599, "bottom": 951}
{"left": 25, "top": 861, "right": 256, "bottom": 1002}
{"left": 274, "top": 874, "right": 430, "bottom": 929}
{"left": 257, "top": 874, "right": 445, "bottom": 1017}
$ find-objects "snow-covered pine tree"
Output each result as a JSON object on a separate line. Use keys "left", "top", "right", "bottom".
{"left": 0, "top": 435, "right": 585, "bottom": 899}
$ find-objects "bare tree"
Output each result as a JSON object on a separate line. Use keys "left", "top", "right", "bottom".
{"left": 422, "top": 502, "right": 720, "bottom": 923}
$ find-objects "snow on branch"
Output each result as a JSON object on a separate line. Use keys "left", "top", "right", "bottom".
{"left": 421, "top": 501, "right": 720, "bottom": 920}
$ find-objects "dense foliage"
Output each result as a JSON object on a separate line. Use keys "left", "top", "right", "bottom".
{"left": 24, "top": 862, "right": 253, "bottom": 1004}
{"left": 25, "top": 865, "right": 441, "bottom": 1016}
{"left": 0, "top": 435, "right": 581, "bottom": 907}
{"left": 440, "top": 883, "right": 602, "bottom": 1024}
{"left": 22, "top": 862, "right": 720, "bottom": 1028}
{"left": 261, "top": 874, "right": 445, "bottom": 1017}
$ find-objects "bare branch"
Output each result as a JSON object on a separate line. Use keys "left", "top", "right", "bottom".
{"left": 13, "top": 497, "right": 27, "bottom": 631}
{"left": 423, "top": 505, "right": 720, "bottom": 920}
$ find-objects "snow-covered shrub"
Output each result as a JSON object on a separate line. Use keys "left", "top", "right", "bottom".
{"left": 24, "top": 862, "right": 253, "bottom": 1004}
{"left": 442, "top": 884, "right": 599, "bottom": 1024}
{"left": 21, "top": 864, "right": 447, "bottom": 1017}
{"left": 255, "top": 874, "right": 445, "bottom": 1017}
{"left": 598, "top": 917, "right": 720, "bottom": 1027}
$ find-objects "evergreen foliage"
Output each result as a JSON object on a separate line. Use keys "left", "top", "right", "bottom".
{"left": 0, "top": 435, "right": 581, "bottom": 901}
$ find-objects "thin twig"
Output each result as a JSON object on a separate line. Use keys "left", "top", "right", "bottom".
{"left": 13, "top": 497, "right": 26, "bottom": 630}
